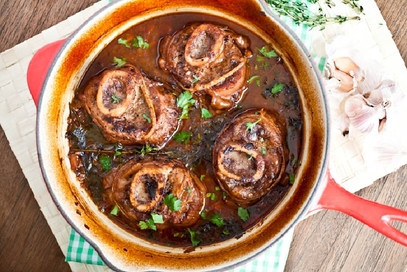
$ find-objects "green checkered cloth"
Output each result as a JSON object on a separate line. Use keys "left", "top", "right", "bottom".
{"left": 65, "top": 1, "right": 326, "bottom": 270}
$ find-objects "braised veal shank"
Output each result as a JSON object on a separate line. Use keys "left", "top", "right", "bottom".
{"left": 159, "top": 23, "right": 251, "bottom": 110}
{"left": 82, "top": 64, "right": 179, "bottom": 147}
{"left": 213, "top": 109, "right": 287, "bottom": 204}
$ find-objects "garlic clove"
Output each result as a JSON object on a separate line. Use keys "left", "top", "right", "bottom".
{"left": 344, "top": 95, "right": 378, "bottom": 133}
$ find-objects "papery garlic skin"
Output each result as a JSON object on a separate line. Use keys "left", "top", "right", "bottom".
{"left": 323, "top": 35, "right": 403, "bottom": 137}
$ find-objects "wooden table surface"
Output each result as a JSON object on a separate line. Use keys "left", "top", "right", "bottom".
{"left": 1, "top": 1, "right": 406, "bottom": 271}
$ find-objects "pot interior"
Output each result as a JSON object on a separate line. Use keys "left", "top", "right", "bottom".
{"left": 36, "top": 0, "right": 329, "bottom": 271}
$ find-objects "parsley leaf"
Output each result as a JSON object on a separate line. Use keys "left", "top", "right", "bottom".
{"left": 187, "top": 228, "right": 201, "bottom": 247}
{"left": 176, "top": 91, "right": 195, "bottom": 119}
{"left": 111, "top": 94, "right": 121, "bottom": 104}
{"left": 237, "top": 207, "right": 250, "bottom": 222}
{"left": 258, "top": 45, "right": 278, "bottom": 58}
{"left": 173, "top": 131, "right": 192, "bottom": 144}
{"left": 139, "top": 213, "right": 163, "bottom": 231}
{"left": 201, "top": 108, "right": 212, "bottom": 119}
{"left": 118, "top": 38, "right": 131, "bottom": 48}
{"left": 110, "top": 205, "right": 120, "bottom": 216}
{"left": 210, "top": 213, "right": 225, "bottom": 227}
{"left": 99, "top": 154, "right": 112, "bottom": 172}
{"left": 164, "top": 194, "right": 182, "bottom": 212}
{"left": 132, "top": 36, "right": 150, "bottom": 49}
{"left": 142, "top": 113, "right": 152, "bottom": 123}
{"left": 113, "top": 57, "right": 126, "bottom": 67}
{"left": 245, "top": 118, "right": 261, "bottom": 132}
{"left": 151, "top": 212, "right": 164, "bottom": 224}
{"left": 289, "top": 173, "right": 295, "bottom": 185}
{"left": 247, "top": 75, "right": 260, "bottom": 84}
{"left": 271, "top": 83, "right": 285, "bottom": 94}
{"left": 192, "top": 74, "right": 200, "bottom": 84}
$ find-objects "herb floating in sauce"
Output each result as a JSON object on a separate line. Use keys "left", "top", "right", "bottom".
{"left": 132, "top": 36, "right": 150, "bottom": 49}
{"left": 201, "top": 108, "right": 212, "bottom": 119}
{"left": 289, "top": 173, "right": 295, "bottom": 185}
{"left": 139, "top": 213, "right": 164, "bottom": 231}
{"left": 187, "top": 229, "right": 201, "bottom": 247}
{"left": 173, "top": 131, "right": 192, "bottom": 144}
{"left": 118, "top": 36, "right": 150, "bottom": 49}
{"left": 271, "top": 83, "right": 285, "bottom": 94}
{"left": 112, "top": 57, "right": 126, "bottom": 67}
{"left": 176, "top": 91, "right": 196, "bottom": 119}
{"left": 258, "top": 45, "right": 278, "bottom": 58}
{"left": 247, "top": 75, "right": 261, "bottom": 86}
{"left": 118, "top": 38, "right": 131, "bottom": 48}
{"left": 110, "top": 205, "right": 120, "bottom": 216}
{"left": 238, "top": 207, "right": 250, "bottom": 222}
{"left": 99, "top": 154, "right": 112, "bottom": 172}
{"left": 210, "top": 213, "right": 225, "bottom": 227}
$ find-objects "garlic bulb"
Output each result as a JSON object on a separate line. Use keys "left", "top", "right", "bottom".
{"left": 323, "top": 35, "right": 403, "bottom": 136}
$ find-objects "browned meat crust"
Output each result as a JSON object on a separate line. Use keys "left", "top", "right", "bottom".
{"left": 158, "top": 23, "right": 252, "bottom": 110}
{"left": 103, "top": 158, "right": 206, "bottom": 229}
{"left": 213, "top": 109, "right": 287, "bottom": 205}
{"left": 82, "top": 64, "right": 179, "bottom": 147}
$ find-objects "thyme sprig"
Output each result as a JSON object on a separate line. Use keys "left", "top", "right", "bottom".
{"left": 265, "top": 0, "right": 363, "bottom": 30}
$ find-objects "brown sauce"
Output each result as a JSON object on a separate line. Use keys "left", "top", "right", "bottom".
{"left": 67, "top": 12, "right": 302, "bottom": 248}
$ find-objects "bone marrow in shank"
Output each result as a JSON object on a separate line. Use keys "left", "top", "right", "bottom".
{"left": 82, "top": 64, "right": 179, "bottom": 147}
{"left": 104, "top": 158, "right": 206, "bottom": 229}
{"left": 213, "top": 109, "right": 287, "bottom": 205}
{"left": 158, "top": 23, "right": 252, "bottom": 110}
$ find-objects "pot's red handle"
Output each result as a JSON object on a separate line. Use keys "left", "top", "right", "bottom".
{"left": 27, "top": 39, "right": 67, "bottom": 107}
{"left": 309, "top": 171, "right": 407, "bottom": 246}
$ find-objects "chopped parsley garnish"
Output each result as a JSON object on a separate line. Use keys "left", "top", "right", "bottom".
{"left": 132, "top": 36, "right": 150, "bottom": 49}
{"left": 247, "top": 74, "right": 260, "bottom": 84}
{"left": 201, "top": 108, "right": 212, "bottom": 119}
{"left": 113, "top": 57, "right": 126, "bottom": 67}
{"left": 245, "top": 118, "right": 261, "bottom": 132}
{"left": 206, "top": 192, "right": 217, "bottom": 201}
{"left": 110, "top": 205, "right": 120, "bottom": 216}
{"left": 164, "top": 194, "right": 182, "bottom": 212}
{"left": 142, "top": 113, "right": 152, "bottom": 123}
{"left": 173, "top": 131, "right": 192, "bottom": 144}
{"left": 200, "top": 175, "right": 205, "bottom": 181}
{"left": 99, "top": 154, "right": 112, "bottom": 172}
{"left": 210, "top": 213, "right": 225, "bottom": 227}
{"left": 260, "top": 147, "right": 267, "bottom": 155}
{"left": 118, "top": 36, "right": 149, "bottom": 49}
{"left": 271, "top": 83, "right": 285, "bottom": 94}
{"left": 176, "top": 91, "right": 195, "bottom": 119}
{"left": 111, "top": 94, "right": 121, "bottom": 104}
{"left": 192, "top": 74, "right": 200, "bottom": 84}
{"left": 139, "top": 213, "right": 163, "bottom": 231}
{"left": 187, "top": 228, "right": 201, "bottom": 247}
{"left": 118, "top": 38, "right": 131, "bottom": 48}
{"left": 200, "top": 210, "right": 207, "bottom": 220}
{"left": 289, "top": 173, "right": 295, "bottom": 185}
{"left": 237, "top": 207, "right": 250, "bottom": 222}
{"left": 258, "top": 45, "right": 278, "bottom": 58}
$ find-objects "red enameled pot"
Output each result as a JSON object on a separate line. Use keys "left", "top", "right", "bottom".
{"left": 28, "top": 0, "right": 407, "bottom": 271}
